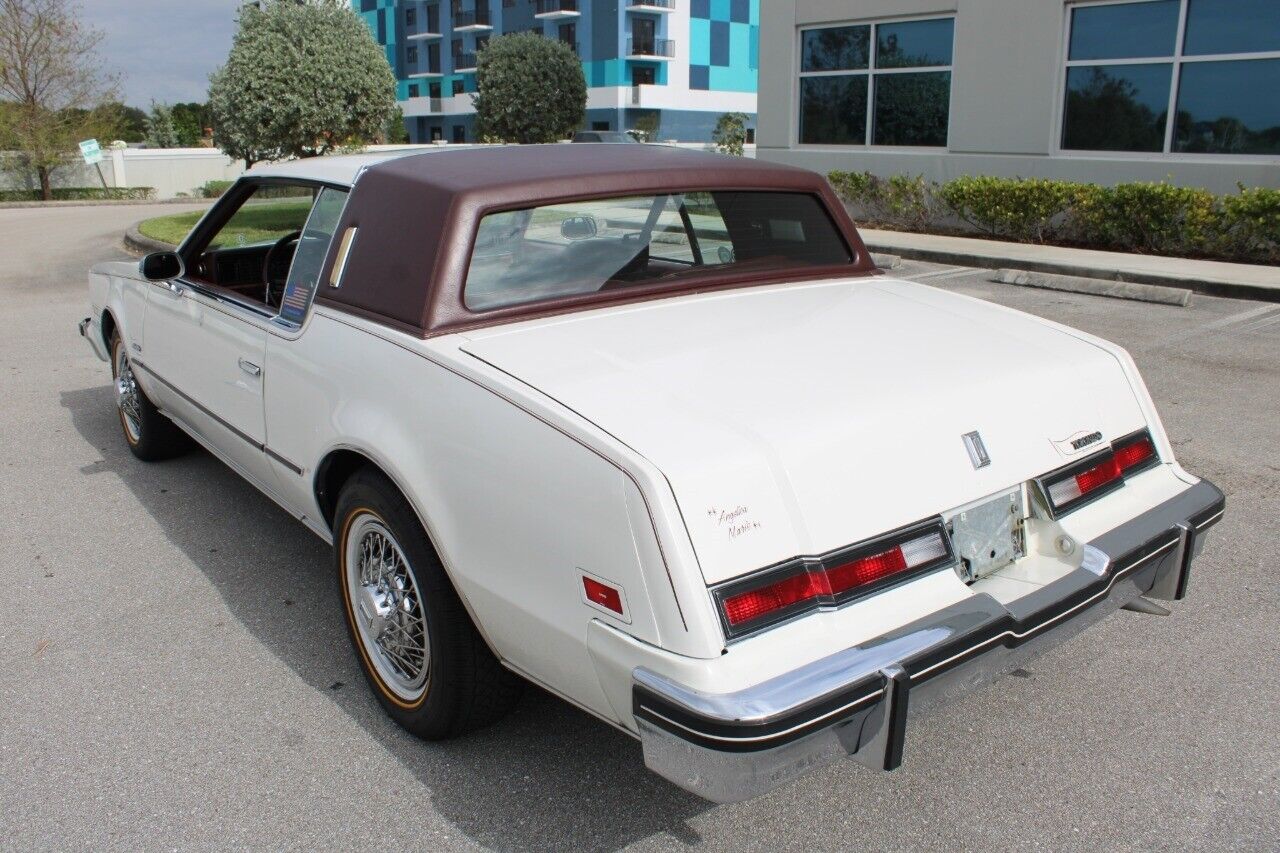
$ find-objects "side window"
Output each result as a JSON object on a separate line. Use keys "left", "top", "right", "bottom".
{"left": 187, "top": 181, "right": 318, "bottom": 310}
{"left": 278, "top": 187, "right": 348, "bottom": 326}
{"left": 205, "top": 185, "right": 313, "bottom": 250}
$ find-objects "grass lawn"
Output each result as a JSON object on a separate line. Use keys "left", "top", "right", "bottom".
{"left": 138, "top": 199, "right": 313, "bottom": 247}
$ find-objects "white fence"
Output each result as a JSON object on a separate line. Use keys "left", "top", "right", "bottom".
{"left": 3, "top": 142, "right": 755, "bottom": 200}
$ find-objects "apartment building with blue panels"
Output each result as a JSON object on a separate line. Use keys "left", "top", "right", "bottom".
{"left": 354, "top": 0, "right": 758, "bottom": 143}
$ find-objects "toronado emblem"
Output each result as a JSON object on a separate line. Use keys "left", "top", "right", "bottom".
{"left": 1052, "top": 429, "right": 1104, "bottom": 456}
{"left": 962, "top": 431, "right": 990, "bottom": 469}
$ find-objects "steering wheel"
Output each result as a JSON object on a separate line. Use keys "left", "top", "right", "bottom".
{"left": 262, "top": 230, "right": 302, "bottom": 307}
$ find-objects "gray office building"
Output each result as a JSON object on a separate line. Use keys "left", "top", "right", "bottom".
{"left": 756, "top": 0, "right": 1280, "bottom": 191}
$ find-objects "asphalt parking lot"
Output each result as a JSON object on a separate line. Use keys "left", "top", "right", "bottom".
{"left": 1, "top": 203, "right": 1277, "bottom": 851}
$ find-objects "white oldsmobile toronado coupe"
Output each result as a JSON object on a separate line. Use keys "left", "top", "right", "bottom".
{"left": 81, "top": 146, "right": 1224, "bottom": 802}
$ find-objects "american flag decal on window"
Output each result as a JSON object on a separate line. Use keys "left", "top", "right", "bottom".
{"left": 280, "top": 282, "right": 312, "bottom": 323}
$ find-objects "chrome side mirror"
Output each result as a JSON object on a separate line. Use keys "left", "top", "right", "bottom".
{"left": 560, "top": 215, "right": 598, "bottom": 241}
{"left": 139, "top": 251, "right": 184, "bottom": 282}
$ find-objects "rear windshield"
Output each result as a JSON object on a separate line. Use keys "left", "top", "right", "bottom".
{"left": 462, "top": 191, "right": 852, "bottom": 311}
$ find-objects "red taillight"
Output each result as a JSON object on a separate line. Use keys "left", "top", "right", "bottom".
{"left": 1047, "top": 453, "right": 1121, "bottom": 508}
{"left": 1075, "top": 454, "right": 1122, "bottom": 492}
{"left": 826, "top": 546, "right": 907, "bottom": 594}
{"left": 1114, "top": 432, "right": 1156, "bottom": 473}
{"left": 582, "top": 576, "right": 623, "bottom": 615}
{"left": 1040, "top": 429, "right": 1160, "bottom": 516}
{"left": 716, "top": 526, "right": 951, "bottom": 636}
{"left": 722, "top": 570, "right": 828, "bottom": 626}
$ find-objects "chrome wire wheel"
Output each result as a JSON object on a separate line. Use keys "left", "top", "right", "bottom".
{"left": 113, "top": 342, "right": 142, "bottom": 444}
{"left": 345, "top": 512, "right": 430, "bottom": 702}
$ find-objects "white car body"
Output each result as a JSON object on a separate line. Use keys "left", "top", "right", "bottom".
{"left": 83, "top": 146, "right": 1224, "bottom": 802}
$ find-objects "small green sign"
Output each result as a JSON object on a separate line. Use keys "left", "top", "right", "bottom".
{"left": 79, "top": 138, "right": 103, "bottom": 165}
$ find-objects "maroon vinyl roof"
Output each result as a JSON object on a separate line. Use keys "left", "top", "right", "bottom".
{"left": 314, "top": 144, "right": 876, "bottom": 336}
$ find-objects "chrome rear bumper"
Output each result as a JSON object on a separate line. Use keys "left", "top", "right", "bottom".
{"left": 632, "top": 479, "right": 1225, "bottom": 803}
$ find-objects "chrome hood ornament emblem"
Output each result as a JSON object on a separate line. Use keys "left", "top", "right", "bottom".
{"left": 962, "top": 431, "right": 990, "bottom": 469}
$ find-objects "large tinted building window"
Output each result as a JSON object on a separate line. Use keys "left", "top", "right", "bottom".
{"left": 1062, "top": 0, "right": 1280, "bottom": 155}
{"left": 798, "top": 17, "right": 953, "bottom": 147}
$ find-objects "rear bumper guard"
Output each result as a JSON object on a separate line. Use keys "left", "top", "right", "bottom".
{"left": 632, "top": 479, "right": 1225, "bottom": 803}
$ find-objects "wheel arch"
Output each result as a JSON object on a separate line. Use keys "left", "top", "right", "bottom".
{"left": 313, "top": 443, "right": 509, "bottom": 663}
{"left": 100, "top": 308, "right": 118, "bottom": 352}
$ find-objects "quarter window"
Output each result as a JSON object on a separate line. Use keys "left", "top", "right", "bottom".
{"left": 1062, "top": 0, "right": 1280, "bottom": 155}
{"left": 798, "top": 17, "right": 954, "bottom": 147}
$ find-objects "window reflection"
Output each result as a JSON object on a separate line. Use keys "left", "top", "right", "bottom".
{"left": 1183, "top": 0, "right": 1280, "bottom": 55}
{"left": 1174, "top": 59, "right": 1280, "bottom": 154}
{"left": 1062, "top": 64, "right": 1172, "bottom": 152}
{"left": 801, "top": 25, "right": 869, "bottom": 72}
{"left": 873, "top": 72, "right": 951, "bottom": 145}
{"left": 800, "top": 75, "right": 868, "bottom": 144}
{"left": 1068, "top": 0, "right": 1179, "bottom": 60}
{"left": 875, "top": 18, "right": 954, "bottom": 69}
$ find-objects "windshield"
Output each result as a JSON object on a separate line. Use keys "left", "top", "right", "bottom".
{"left": 462, "top": 191, "right": 852, "bottom": 311}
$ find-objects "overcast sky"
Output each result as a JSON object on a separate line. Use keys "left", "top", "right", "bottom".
{"left": 84, "top": 0, "right": 246, "bottom": 106}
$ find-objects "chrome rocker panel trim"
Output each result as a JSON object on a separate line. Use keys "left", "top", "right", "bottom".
{"left": 632, "top": 479, "right": 1225, "bottom": 803}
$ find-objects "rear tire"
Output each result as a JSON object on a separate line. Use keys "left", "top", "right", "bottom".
{"left": 110, "top": 332, "right": 189, "bottom": 461}
{"left": 334, "top": 466, "right": 522, "bottom": 739}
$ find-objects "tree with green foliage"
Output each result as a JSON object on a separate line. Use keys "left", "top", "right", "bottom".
{"left": 382, "top": 105, "right": 409, "bottom": 144}
{"left": 208, "top": 0, "right": 395, "bottom": 167}
{"left": 712, "top": 112, "right": 748, "bottom": 156}
{"left": 473, "top": 33, "right": 585, "bottom": 144}
{"left": 0, "top": 0, "right": 119, "bottom": 199}
{"left": 170, "top": 102, "right": 210, "bottom": 147}
{"left": 145, "top": 103, "right": 180, "bottom": 148}
{"left": 110, "top": 104, "right": 149, "bottom": 143}
{"left": 633, "top": 111, "right": 660, "bottom": 142}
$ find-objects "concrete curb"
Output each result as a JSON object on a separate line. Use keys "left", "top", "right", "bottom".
{"left": 862, "top": 238, "right": 1280, "bottom": 303}
{"left": 124, "top": 223, "right": 176, "bottom": 256}
{"left": 993, "top": 268, "right": 1192, "bottom": 307}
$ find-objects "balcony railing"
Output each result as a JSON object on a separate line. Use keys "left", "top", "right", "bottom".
{"left": 534, "top": 0, "right": 579, "bottom": 15}
{"left": 627, "top": 0, "right": 674, "bottom": 9}
{"left": 626, "top": 38, "right": 674, "bottom": 58}
{"left": 454, "top": 52, "right": 478, "bottom": 71}
{"left": 454, "top": 8, "right": 492, "bottom": 29}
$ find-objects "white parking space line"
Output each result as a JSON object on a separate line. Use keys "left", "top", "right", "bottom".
{"left": 1200, "top": 304, "right": 1279, "bottom": 331}
{"left": 906, "top": 266, "right": 977, "bottom": 282}
{"left": 1236, "top": 310, "right": 1280, "bottom": 334}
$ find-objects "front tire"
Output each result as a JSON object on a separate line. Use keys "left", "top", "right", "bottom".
{"left": 109, "top": 332, "right": 189, "bottom": 461}
{"left": 334, "top": 467, "right": 522, "bottom": 739}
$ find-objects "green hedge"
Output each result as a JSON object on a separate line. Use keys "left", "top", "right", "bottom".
{"left": 199, "top": 180, "right": 235, "bottom": 198}
{"left": 0, "top": 186, "right": 156, "bottom": 202}
{"left": 828, "top": 171, "right": 1280, "bottom": 264}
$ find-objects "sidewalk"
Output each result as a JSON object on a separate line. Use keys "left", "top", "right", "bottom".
{"left": 861, "top": 229, "right": 1280, "bottom": 303}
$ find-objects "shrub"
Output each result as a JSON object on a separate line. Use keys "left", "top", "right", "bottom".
{"left": 1069, "top": 181, "right": 1219, "bottom": 255}
{"left": 1219, "top": 185, "right": 1280, "bottom": 263}
{"left": 199, "top": 179, "right": 235, "bottom": 198}
{"left": 827, "top": 170, "right": 876, "bottom": 206}
{"left": 0, "top": 186, "right": 156, "bottom": 201}
{"left": 939, "top": 176, "right": 1075, "bottom": 243}
{"left": 827, "top": 170, "right": 933, "bottom": 230}
{"left": 827, "top": 170, "right": 1276, "bottom": 263}
{"left": 712, "top": 112, "right": 749, "bottom": 157}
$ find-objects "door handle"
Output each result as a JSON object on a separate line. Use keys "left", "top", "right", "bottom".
{"left": 238, "top": 358, "right": 261, "bottom": 377}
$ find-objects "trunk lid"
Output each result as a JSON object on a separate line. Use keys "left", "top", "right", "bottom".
{"left": 458, "top": 277, "right": 1146, "bottom": 584}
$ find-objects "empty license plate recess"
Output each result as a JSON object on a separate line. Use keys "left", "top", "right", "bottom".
{"left": 947, "top": 488, "right": 1026, "bottom": 582}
